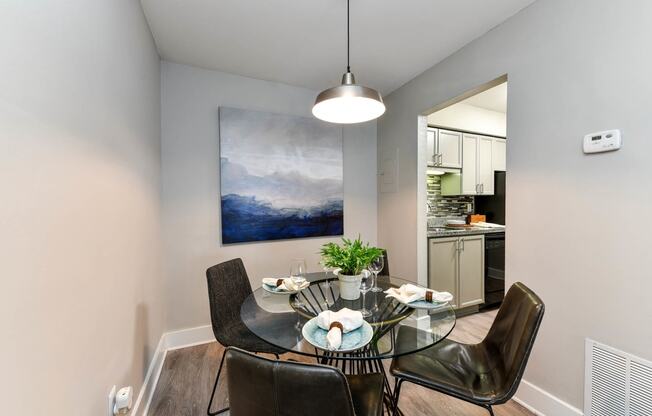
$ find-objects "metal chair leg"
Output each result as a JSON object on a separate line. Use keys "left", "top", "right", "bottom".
{"left": 392, "top": 379, "right": 403, "bottom": 416}
{"left": 484, "top": 404, "right": 495, "bottom": 416}
{"left": 207, "top": 351, "right": 229, "bottom": 415}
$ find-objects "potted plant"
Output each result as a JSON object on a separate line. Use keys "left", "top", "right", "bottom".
{"left": 320, "top": 237, "right": 383, "bottom": 300}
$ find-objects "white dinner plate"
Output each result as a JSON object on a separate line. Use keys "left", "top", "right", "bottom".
{"left": 262, "top": 282, "right": 308, "bottom": 295}
{"left": 301, "top": 318, "right": 373, "bottom": 353}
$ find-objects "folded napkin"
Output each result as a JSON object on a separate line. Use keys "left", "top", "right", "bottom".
{"left": 262, "top": 277, "right": 308, "bottom": 292}
{"left": 315, "top": 308, "right": 363, "bottom": 350}
{"left": 384, "top": 284, "right": 453, "bottom": 304}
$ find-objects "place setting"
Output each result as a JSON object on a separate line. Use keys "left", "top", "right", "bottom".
{"left": 384, "top": 283, "right": 453, "bottom": 310}
{"left": 301, "top": 308, "right": 373, "bottom": 353}
{"left": 261, "top": 258, "right": 311, "bottom": 295}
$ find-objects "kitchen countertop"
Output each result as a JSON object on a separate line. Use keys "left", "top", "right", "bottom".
{"left": 427, "top": 226, "right": 505, "bottom": 238}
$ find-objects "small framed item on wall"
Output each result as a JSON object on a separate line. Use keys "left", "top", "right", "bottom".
{"left": 219, "top": 107, "right": 344, "bottom": 244}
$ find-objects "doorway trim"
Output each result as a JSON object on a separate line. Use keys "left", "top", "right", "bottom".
{"left": 416, "top": 74, "right": 507, "bottom": 288}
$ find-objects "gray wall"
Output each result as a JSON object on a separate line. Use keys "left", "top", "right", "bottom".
{"left": 0, "top": 1, "right": 163, "bottom": 415}
{"left": 161, "top": 62, "right": 378, "bottom": 330}
{"left": 378, "top": 0, "right": 652, "bottom": 409}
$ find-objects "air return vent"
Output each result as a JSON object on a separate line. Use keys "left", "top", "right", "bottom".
{"left": 585, "top": 339, "right": 652, "bottom": 416}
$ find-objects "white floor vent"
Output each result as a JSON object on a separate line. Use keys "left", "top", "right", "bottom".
{"left": 585, "top": 339, "right": 652, "bottom": 416}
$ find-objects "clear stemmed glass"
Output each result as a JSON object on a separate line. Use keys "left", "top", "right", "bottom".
{"left": 289, "top": 259, "right": 307, "bottom": 308}
{"left": 359, "top": 272, "right": 372, "bottom": 318}
{"left": 368, "top": 255, "right": 384, "bottom": 292}
{"left": 320, "top": 262, "right": 332, "bottom": 309}
{"left": 290, "top": 259, "right": 307, "bottom": 329}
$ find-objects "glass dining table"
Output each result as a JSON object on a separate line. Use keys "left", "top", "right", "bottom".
{"left": 240, "top": 272, "right": 456, "bottom": 414}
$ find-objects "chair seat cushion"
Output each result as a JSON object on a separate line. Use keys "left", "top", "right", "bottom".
{"left": 390, "top": 338, "right": 507, "bottom": 404}
{"left": 346, "top": 373, "right": 384, "bottom": 416}
{"left": 219, "top": 320, "right": 286, "bottom": 355}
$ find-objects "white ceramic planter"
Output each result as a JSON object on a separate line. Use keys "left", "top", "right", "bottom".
{"left": 337, "top": 273, "right": 362, "bottom": 300}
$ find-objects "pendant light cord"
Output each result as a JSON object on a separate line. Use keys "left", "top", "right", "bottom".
{"left": 347, "top": 0, "right": 350, "bottom": 73}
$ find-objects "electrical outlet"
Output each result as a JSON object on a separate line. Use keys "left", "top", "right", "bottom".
{"left": 108, "top": 385, "right": 116, "bottom": 416}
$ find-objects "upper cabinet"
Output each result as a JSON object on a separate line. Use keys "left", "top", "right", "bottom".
{"left": 461, "top": 134, "right": 478, "bottom": 194}
{"left": 427, "top": 128, "right": 462, "bottom": 168}
{"left": 442, "top": 133, "right": 497, "bottom": 196}
{"left": 461, "top": 133, "right": 494, "bottom": 195}
{"left": 492, "top": 138, "right": 506, "bottom": 171}
{"left": 477, "top": 136, "right": 494, "bottom": 195}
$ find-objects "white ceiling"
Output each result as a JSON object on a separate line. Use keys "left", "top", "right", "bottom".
{"left": 462, "top": 83, "right": 507, "bottom": 113}
{"left": 141, "top": 0, "right": 534, "bottom": 95}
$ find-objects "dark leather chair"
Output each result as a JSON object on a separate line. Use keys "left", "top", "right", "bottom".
{"left": 379, "top": 249, "right": 390, "bottom": 276}
{"left": 390, "top": 282, "right": 545, "bottom": 415}
{"left": 225, "top": 347, "right": 384, "bottom": 416}
{"left": 206, "top": 258, "right": 286, "bottom": 415}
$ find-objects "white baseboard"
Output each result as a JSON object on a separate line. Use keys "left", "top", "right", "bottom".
{"left": 131, "top": 325, "right": 215, "bottom": 416}
{"left": 130, "top": 326, "right": 584, "bottom": 416}
{"left": 514, "top": 379, "right": 583, "bottom": 416}
{"left": 130, "top": 336, "right": 168, "bottom": 416}
{"left": 164, "top": 325, "right": 214, "bottom": 351}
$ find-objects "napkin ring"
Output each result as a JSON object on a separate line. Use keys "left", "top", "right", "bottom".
{"left": 276, "top": 279, "right": 285, "bottom": 287}
{"left": 425, "top": 291, "right": 433, "bottom": 302}
{"left": 329, "top": 321, "right": 344, "bottom": 332}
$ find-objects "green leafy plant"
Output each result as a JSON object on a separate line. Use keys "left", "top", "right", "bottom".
{"left": 320, "top": 236, "right": 383, "bottom": 276}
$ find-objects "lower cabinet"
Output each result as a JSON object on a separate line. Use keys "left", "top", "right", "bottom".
{"left": 428, "top": 235, "right": 485, "bottom": 309}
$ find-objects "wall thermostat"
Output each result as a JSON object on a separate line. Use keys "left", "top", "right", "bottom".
{"left": 583, "top": 129, "right": 621, "bottom": 154}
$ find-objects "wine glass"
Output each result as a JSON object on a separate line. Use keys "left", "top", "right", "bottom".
{"left": 359, "top": 272, "right": 372, "bottom": 318}
{"left": 368, "top": 255, "right": 384, "bottom": 292}
{"left": 289, "top": 259, "right": 307, "bottom": 308}
{"left": 319, "top": 261, "right": 332, "bottom": 309}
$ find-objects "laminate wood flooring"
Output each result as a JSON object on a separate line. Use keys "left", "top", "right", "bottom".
{"left": 148, "top": 309, "right": 534, "bottom": 416}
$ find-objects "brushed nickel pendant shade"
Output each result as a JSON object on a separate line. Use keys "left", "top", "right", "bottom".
{"left": 312, "top": 0, "right": 385, "bottom": 124}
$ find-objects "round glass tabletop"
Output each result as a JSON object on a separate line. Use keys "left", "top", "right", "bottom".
{"left": 240, "top": 272, "right": 456, "bottom": 360}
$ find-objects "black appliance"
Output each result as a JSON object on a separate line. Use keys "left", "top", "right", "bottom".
{"left": 476, "top": 171, "right": 506, "bottom": 308}
{"left": 483, "top": 232, "right": 505, "bottom": 308}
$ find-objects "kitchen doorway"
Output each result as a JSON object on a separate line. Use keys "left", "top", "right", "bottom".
{"left": 417, "top": 75, "right": 507, "bottom": 313}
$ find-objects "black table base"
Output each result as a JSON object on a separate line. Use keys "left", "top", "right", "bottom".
{"left": 314, "top": 346, "right": 403, "bottom": 416}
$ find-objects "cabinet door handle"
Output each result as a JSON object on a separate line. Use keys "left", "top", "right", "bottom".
{"left": 438, "top": 154, "right": 443, "bottom": 165}
{"left": 481, "top": 183, "right": 484, "bottom": 193}
{"left": 460, "top": 239, "right": 465, "bottom": 251}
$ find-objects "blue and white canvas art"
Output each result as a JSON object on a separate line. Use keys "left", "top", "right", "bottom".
{"left": 219, "top": 107, "right": 343, "bottom": 244}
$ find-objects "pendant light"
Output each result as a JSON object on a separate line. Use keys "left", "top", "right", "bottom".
{"left": 312, "top": 0, "right": 385, "bottom": 124}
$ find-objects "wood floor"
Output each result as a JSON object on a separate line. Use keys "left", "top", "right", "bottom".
{"left": 148, "top": 309, "right": 534, "bottom": 416}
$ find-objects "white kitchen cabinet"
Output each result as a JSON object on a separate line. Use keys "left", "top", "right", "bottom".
{"left": 492, "top": 138, "right": 506, "bottom": 171}
{"left": 428, "top": 237, "right": 459, "bottom": 308}
{"left": 428, "top": 235, "right": 485, "bottom": 309}
{"left": 427, "top": 128, "right": 462, "bottom": 168}
{"left": 426, "top": 128, "right": 437, "bottom": 165}
{"left": 457, "top": 235, "right": 485, "bottom": 308}
{"left": 458, "top": 133, "right": 494, "bottom": 195}
{"left": 478, "top": 136, "right": 494, "bottom": 195}
{"left": 461, "top": 133, "right": 478, "bottom": 194}
{"left": 437, "top": 129, "right": 462, "bottom": 168}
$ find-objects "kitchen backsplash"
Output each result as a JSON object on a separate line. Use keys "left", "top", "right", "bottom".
{"left": 427, "top": 174, "right": 474, "bottom": 217}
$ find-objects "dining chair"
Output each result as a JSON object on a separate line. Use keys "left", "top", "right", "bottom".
{"left": 224, "top": 346, "right": 384, "bottom": 416}
{"left": 379, "top": 249, "right": 390, "bottom": 276}
{"left": 389, "top": 282, "right": 545, "bottom": 416}
{"left": 206, "top": 258, "right": 287, "bottom": 415}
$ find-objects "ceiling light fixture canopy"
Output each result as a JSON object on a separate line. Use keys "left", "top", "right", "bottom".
{"left": 312, "top": 0, "right": 385, "bottom": 124}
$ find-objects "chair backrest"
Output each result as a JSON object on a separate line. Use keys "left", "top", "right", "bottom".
{"left": 482, "top": 282, "right": 545, "bottom": 402}
{"left": 225, "top": 347, "right": 357, "bottom": 416}
{"left": 206, "top": 258, "right": 253, "bottom": 346}
{"left": 379, "top": 249, "right": 390, "bottom": 276}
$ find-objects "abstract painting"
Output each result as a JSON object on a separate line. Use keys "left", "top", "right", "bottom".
{"left": 219, "top": 107, "right": 343, "bottom": 244}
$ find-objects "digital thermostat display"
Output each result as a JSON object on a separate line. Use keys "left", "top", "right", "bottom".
{"left": 583, "top": 129, "right": 622, "bottom": 154}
